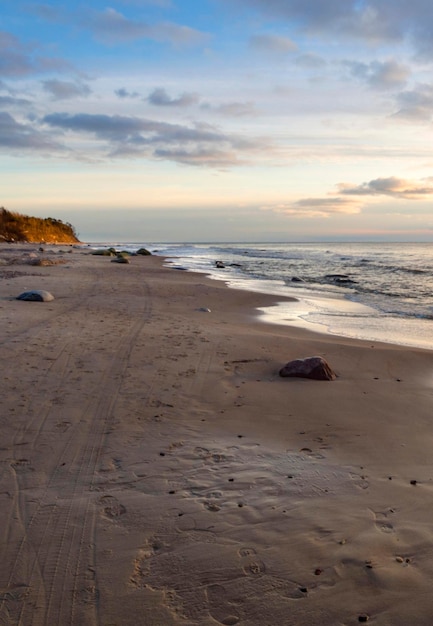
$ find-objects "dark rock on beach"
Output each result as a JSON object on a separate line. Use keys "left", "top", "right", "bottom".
{"left": 325, "top": 273, "right": 357, "bottom": 285}
{"left": 16, "top": 290, "right": 55, "bottom": 302}
{"left": 91, "top": 248, "right": 117, "bottom": 256}
{"left": 136, "top": 248, "right": 151, "bottom": 255}
{"left": 279, "top": 356, "right": 337, "bottom": 381}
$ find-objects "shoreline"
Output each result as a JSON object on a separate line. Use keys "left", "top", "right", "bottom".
{"left": 1, "top": 244, "right": 433, "bottom": 625}
{"left": 155, "top": 241, "right": 433, "bottom": 352}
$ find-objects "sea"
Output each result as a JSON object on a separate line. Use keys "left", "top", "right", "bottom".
{"left": 94, "top": 242, "right": 433, "bottom": 350}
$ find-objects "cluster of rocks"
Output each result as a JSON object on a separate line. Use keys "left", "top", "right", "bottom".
{"left": 325, "top": 273, "right": 357, "bottom": 286}
{"left": 289, "top": 273, "right": 357, "bottom": 286}
{"left": 214, "top": 260, "right": 242, "bottom": 269}
{"left": 0, "top": 249, "right": 70, "bottom": 268}
{"left": 91, "top": 247, "right": 152, "bottom": 264}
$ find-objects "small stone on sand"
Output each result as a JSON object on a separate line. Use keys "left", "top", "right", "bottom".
{"left": 16, "top": 290, "right": 54, "bottom": 302}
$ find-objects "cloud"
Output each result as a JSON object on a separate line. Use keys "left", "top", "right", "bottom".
{"left": 42, "top": 79, "right": 92, "bottom": 100}
{"left": 147, "top": 87, "right": 199, "bottom": 107}
{"left": 117, "top": 0, "right": 173, "bottom": 6}
{"left": 0, "top": 94, "right": 32, "bottom": 107}
{"left": 233, "top": 0, "right": 399, "bottom": 41}
{"left": 267, "top": 173, "right": 433, "bottom": 219}
{"left": 84, "top": 8, "right": 149, "bottom": 43}
{"left": 147, "top": 90, "right": 257, "bottom": 116}
{"left": 0, "top": 80, "right": 32, "bottom": 107}
{"left": 41, "top": 112, "right": 270, "bottom": 166}
{"left": 84, "top": 8, "right": 209, "bottom": 46}
{"left": 26, "top": 4, "right": 63, "bottom": 22}
{"left": 214, "top": 102, "right": 258, "bottom": 117}
{"left": 393, "top": 84, "right": 433, "bottom": 121}
{"left": 150, "top": 147, "right": 241, "bottom": 167}
{"left": 231, "top": 0, "right": 433, "bottom": 55}
{"left": 0, "top": 30, "right": 72, "bottom": 77}
{"left": 338, "top": 176, "right": 433, "bottom": 198}
{"left": 294, "top": 53, "right": 327, "bottom": 68}
{"left": 347, "top": 59, "right": 410, "bottom": 90}
{"left": 0, "top": 111, "right": 64, "bottom": 152}
{"left": 150, "top": 22, "right": 210, "bottom": 46}
{"left": 0, "top": 31, "right": 34, "bottom": 77}
{"left": 250, "top": 34, "right": 297, "bottom": 54}
{"left": 264, "top": 197, "right": 362, "bottom": 218}
{"left": 115, "top": 88, "right": 140, "bottom": 99}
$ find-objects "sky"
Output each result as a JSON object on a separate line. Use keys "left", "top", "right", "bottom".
{"left": 2, "top": 0, "right": 433, "bottom": 242}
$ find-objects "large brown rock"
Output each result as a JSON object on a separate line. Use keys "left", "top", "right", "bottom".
{"left": 279, "top": 356, "right": 336, "bottom": 381}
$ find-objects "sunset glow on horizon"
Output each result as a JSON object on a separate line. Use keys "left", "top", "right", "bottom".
{"left": 2, "top": 0, "right": 433, "bottom": 242}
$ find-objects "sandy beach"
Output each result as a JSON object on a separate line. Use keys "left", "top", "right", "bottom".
{"left": 1, "top": 244, "right": 433, "bottom": 626}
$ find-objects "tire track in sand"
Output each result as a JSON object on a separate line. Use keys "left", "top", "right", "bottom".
{"left": 0, "top": 267, "right": 153, "bottom": 626}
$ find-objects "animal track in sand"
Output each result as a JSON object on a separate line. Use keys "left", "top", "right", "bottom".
{"left": 299, "top": 447, "right": 326, "bottom": 460}
{"left": 349, "top": 472, "right": 370, "bottom": 490}
{"left": 238, "top": 547, "right": 256, "bottom": 557}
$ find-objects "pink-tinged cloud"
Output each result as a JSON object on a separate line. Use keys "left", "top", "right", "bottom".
{"left": 338, "top": 176, "right": 433, "bottom": 198}
{"left": 263, "top": 197, "right": 362, "bottom": 218}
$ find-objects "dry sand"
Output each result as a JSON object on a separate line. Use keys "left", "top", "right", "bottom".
{"left": 1, "top": 244, "right": 433, "bottom": 625}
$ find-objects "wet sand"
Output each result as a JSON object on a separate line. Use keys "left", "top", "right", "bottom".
{"left": 1, "top": 244, "right": 433, "bottom": 625}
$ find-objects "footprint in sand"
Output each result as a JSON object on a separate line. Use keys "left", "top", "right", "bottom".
{"left": 373, "top": 511, "right": 394, "bottom": 533}
{"left": 299, "top": 448, "right": 325, "bottom": 460}
{"left": 211, "top": 453, "right": 227, "bottom": 463}
{"left": 279, "top": 581, "right": 309, "bottom": 600}
{"left": 10, "top": 459, "right": 34, "bottom": 472}
{"left": 98, "top": 495, "right": 126, "bottom": 518}
{"left": 237, "top": 545, "right": 266, "bottom": 576}
{"left": 206, "top": 584, "right": 240, "bottom": 625}
{"left": 350, "top": 473, "right": 370, "bottom": 490}
{"left": 204, "top": 500, "right": 221, "bottom": 512}
{"left": 194, "top": 446, "right": 210, "bottom": 459}
{"left": 243, "top": 560, "right": 266, "bottom": 576}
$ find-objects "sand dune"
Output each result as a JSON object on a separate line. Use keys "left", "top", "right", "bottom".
{"left": 0, "top": 245, "right": 432, "bottom": 625}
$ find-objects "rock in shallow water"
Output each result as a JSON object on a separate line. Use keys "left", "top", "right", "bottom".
{"left": 16, "top": 290, "right": 55, "bottom": 302}
{"left": 279, "top": 356, "right": 336, "bottom": 381}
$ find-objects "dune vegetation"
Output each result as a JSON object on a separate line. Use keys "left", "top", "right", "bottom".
{"left": 0, "top": 208, "right": 80, "bottom": 244}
